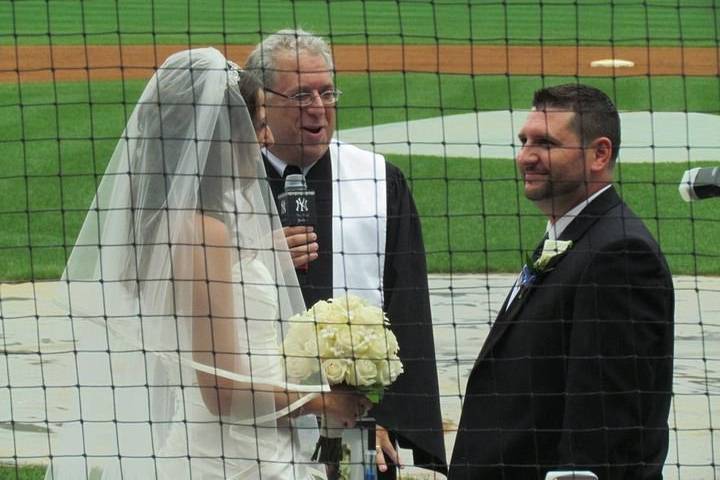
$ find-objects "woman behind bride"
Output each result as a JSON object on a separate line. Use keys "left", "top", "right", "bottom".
{"left": 44, "top": 47, "right": 369, "bottom": 480}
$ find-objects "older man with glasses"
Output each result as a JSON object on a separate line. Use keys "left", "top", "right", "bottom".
{"left": 245, "top": 28, "right": 446, "bottom": 480}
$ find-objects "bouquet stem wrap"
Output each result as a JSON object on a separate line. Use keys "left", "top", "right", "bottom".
{"left": 312, "top": 414, "right": 344, "bottom": 464}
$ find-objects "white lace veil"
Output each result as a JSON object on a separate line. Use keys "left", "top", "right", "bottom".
{"left": 45, "top": 47, "right": 326, "bottom": 479}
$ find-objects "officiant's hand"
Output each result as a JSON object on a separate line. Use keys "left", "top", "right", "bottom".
{"left": 375, "top": 425, "right": 400, "bottom": 472}
{"left": 283, "top": 226, "right": 319, "bottom": 268}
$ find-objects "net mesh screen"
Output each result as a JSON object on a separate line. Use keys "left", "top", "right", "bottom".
{"left": 1, "top": 1, "right": 719, "bottom": 479}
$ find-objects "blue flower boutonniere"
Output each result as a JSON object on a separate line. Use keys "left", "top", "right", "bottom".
{"left": 515, "top": 239, "right": 574, "bottom": 303}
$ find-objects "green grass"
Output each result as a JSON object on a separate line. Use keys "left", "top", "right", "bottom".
{"left": 1, "top": 73, "right": 719, "bottom": 280}
{"left": 1, "top": 0, "right": 718, "bottom": 46}
{"left": 391, "top": 155, "right": 720, "bottom": 276}
{"left": 0, "top": 465, "right": 44, "bottom": 480}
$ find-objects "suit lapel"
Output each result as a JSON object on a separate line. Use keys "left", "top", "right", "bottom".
{"left": 556, "top": 187, "right": 621, "bottom": 243}
{"left": 477, "top": 276, "right": 535, "bottom": 359}
{"left": 475, "top": 187, "right": 621, "bottom": 362}
{"left": 477, "top": 256, "right": 542, "bottom": 360}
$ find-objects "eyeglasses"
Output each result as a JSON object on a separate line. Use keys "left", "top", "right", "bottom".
{"left": 265, "top": 87, "right": 343, "bottom": 106}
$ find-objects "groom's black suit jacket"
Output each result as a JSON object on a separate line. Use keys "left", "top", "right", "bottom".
{"left": 450, "top": 187, "right": 674, "bottom": 480}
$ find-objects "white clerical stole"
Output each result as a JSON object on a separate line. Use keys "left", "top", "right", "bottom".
{"left": 330, "top": 140, "right": 388, "bottom": 480}
{"left": 329, "top": 139, "right": 388, "bottom": 307}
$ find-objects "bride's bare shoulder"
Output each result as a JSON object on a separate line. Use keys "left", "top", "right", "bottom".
{"left": 193, "top": 213, "right": 231, "bottom": 247}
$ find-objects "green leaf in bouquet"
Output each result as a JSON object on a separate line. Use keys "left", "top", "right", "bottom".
{"left": 363, "top": 386, "right": 384, "bottom": 404}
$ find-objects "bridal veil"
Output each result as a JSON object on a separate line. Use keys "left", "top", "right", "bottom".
{"left": 44, "top": 47, "right": 326, "bottom": 479}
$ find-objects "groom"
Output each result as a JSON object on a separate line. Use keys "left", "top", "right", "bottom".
{"left": 450, "top": 84, "right": 674, "bottom": 479}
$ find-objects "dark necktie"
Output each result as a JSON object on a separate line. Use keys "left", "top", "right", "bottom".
{"left": 283, "top": 165, "right": 303, "bottom": 179}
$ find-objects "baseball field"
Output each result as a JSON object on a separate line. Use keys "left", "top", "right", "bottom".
{"left": 1, "top": 0, "right": 719, "bottom": 282}
{"left": 1, "top": 1, "right": 719, "bottom": 477}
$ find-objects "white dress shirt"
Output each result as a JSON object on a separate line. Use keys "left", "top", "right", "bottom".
{"left": 545, "top": 184, "right": 613, "bottom": 240}
{"left": 263, "top": 148, "right": 317, "bottom": 176}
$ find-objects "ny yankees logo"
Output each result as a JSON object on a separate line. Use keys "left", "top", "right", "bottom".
{"left": 295, "top": 197, "right": 309, "bottom": 212}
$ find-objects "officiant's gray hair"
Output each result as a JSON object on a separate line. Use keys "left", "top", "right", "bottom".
{"left": 245, "top": 28, "right": 334, "bottom": 88}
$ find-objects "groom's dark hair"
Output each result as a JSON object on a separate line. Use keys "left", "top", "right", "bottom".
{"left": 533, "top": 83, "right": 621, "bottom": 163}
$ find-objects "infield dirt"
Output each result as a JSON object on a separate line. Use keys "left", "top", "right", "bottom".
{"left": 1, "top": 44, "right": 718, "bottom": 83}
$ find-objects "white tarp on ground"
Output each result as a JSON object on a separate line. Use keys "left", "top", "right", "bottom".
{"left": 337, "top": 111, "right": 720, "bottom": 163}
{"left": 2, "top": 275, "right": 720, "bottom": 479}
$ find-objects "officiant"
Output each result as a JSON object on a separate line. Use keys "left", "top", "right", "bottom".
{"left": 244, "top": 28, "right": 447, "bottom": 479}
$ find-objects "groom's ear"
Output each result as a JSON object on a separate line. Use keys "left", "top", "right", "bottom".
{"left": 588, "top": 136, "right": 613, "bottom": 173}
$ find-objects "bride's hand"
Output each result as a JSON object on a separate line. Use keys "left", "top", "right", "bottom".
{"left": 305, "top": 389, "right": 372, "bottom": 428}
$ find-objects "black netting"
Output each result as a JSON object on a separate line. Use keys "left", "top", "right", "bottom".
{"left": 1, "top": 1, "right": 719, "bottom": 479}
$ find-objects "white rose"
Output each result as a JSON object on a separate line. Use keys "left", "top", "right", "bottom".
{"left": 317, "top": 327, "right": 336, "bottom": 358}
{"left": 288, "top": 312, "right": 311, "bottom": 323}
{"left": 364, "top": 327, "right": 389, "bottom": 360}
{"left": 345, "top": 359, "right": 378, "bottom": 387}
{"left": 322, "top": 359, "right": 350, "bottom": 384}
{"left": 333, "top": 325, "right": 354, "bottom": 357}
{"left": 351, "top": 305, "right": 386, "bottom": 326}
{"left": 311, "top": 301, "right": 347, "bottom": 326}
{"left": 345, "top": 325, "right": 371, "bottom": 358}
{"left": 284, "top": 323, "right": 319, "bottom": 357}
{"left": 376, "top": 360, "right": 392, "bottom": 385}
{"left": 376, "top": 356, "right": 404, "bottom": 385}
{"left": 316, "top": 324, "right": 357, "bottom": 360}
{"left": 385, "top": 329, "right": 399, "bottom": 355}
{"left": 389, "top": 358, "right": 403, "bottom": 382}
{"left": 333, "top": 294, "right": 368, "bottom": 315}
{"left": 285, "top": 356, "right": 317, "bottom": 381}
{"left": 352, "top": 326, "right": 399, "bottom": 360}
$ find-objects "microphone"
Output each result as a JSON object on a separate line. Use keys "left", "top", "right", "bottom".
{"left": 278, "top": 173, "right": 316, "bottom": 226}
{"left": 679, "top": 167, "right": 720, "bottom": 201}
{"left": 278, "top": 173, "right": 316, "bottom": 271}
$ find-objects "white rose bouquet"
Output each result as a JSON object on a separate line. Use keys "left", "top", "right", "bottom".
{"left": 283, "top": 294, "right": 404, "bottom": 464}
{"left": 283, "top": 294, "right": 403, "bottom": 403}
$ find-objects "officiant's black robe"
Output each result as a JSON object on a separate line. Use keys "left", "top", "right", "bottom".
{"left": 264, "top": 151, "right": 447, "bottom": 476}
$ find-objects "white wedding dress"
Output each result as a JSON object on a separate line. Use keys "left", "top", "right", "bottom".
{"left": 45, "top": 225, "right": 322, "bottom": 480}
{"left": 151, "top": 256, "right": 318, "bottom": 480}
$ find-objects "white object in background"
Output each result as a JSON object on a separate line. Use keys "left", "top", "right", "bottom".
{"left": 590, "top": 58, "right": 635, "bottom": 68}
{"left": 545, "top": 471, "right": 599, "bottom": 480}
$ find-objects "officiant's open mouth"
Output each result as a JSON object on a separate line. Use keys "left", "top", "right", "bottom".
{"left": 302, "top": 126, "right": 327, "bottom": 142}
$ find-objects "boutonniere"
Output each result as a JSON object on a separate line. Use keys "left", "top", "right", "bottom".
{"left": 527, "top": 239, "right": 573, "bottom": 276}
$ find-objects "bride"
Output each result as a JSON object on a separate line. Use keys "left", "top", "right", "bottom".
{"left": 44, "top": 47, "right": 369, "bottom": 480}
